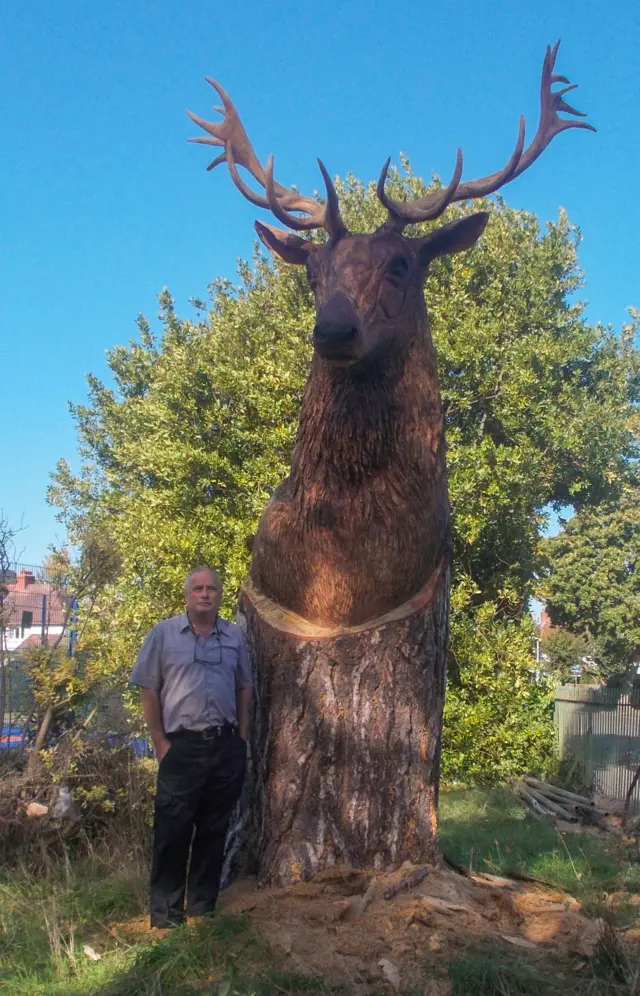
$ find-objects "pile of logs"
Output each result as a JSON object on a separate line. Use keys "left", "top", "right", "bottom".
{"left": 516, "top": 776, "right": 610, "bottom": 828}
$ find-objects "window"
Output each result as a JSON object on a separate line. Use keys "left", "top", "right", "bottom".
{"left": 20, "top": 611, "right": 33, "bottom": 637}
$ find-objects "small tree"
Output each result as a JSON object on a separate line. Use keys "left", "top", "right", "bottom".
{"left": 25, "top": 531, "right": 120, "bottom": 772}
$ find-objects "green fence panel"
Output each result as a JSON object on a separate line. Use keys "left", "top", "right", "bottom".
{"left": 555, "top": 684, "right": 640, "bottom": 815}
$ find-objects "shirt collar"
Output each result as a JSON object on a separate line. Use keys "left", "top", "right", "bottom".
{"left": 179, "top": 612, "right": 227, "bottom": 636}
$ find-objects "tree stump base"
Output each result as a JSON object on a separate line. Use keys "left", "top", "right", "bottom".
{"left": 237, "top": 561, "right": 449, "bottom": 887}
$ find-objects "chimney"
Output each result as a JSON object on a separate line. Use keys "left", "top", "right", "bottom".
{"left": 15, "top": 570, "right": 36, "bottom": 591}
{"left": 539, "top": 608, "right": 552, "bottom": 639}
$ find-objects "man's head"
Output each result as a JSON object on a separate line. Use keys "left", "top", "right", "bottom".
{"left": 185, "top": 566, "right": 222, "bottom": 621}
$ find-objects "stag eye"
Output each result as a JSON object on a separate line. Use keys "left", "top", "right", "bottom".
{"left": 386, "top": 256, "right": 410, "bottom": 283}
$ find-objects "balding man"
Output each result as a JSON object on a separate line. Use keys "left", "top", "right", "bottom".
{"left": 131, "top": 566, "right": 252, "bottom": 928}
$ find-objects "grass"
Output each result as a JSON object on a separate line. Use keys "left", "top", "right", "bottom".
{"left": 446, "top": 948, "right": 638, "bottom": 996}
{"left": 0, "top": 789, "right": 638, "bottom": 995}
{"left": 439, "top": 787, "right": 640, "bottom": 908}
{"left": 0, "top": 849, "right": 341, "bottom": 996}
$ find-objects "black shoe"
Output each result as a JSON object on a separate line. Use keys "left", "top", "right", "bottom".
{"left": 150, "top": 916, "right": 185, "bottom": 929}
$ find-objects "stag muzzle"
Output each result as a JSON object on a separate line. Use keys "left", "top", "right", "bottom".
{"left": 313, "top": 291, "right": 361, "bottom": 363}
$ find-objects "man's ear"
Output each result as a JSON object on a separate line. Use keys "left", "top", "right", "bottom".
{"left": 255, "top": 221, "right": 317, "bottom": 265}
{"left": 417, "top": 212, "right": 489, "bottom": 267}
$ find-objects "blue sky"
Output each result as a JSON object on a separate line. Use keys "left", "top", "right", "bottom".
{"left": 2, "top": 0, "right": 638, "bottom": 564}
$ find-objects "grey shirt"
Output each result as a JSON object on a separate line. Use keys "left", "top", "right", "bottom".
{"left": 130, "top": 613, "right": 253, "bottom": 733}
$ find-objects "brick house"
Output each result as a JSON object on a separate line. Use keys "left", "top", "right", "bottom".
{"left": 1, "top": 570, "right": 70, "bottom": 653}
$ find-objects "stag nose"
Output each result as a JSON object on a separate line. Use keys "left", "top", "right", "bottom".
{"left": 313, "top": 292, "right": 360, "bottom": 353}
{"left": 313, "top": 322, "right": 358, "bottom": 345}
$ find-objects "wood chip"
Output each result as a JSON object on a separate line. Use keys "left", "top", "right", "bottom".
{"left": 337, "top": 877, "right": 378, "bottom": 921}
{"left": 471, "top": 872, "right": 516, "bottom": 889}
{"left": 383, "top": 865, "right": 429, "bottom": 900}
{"left": 378, "top": 958, "right": 401, "bottom": 992}
{"left": 500, "top": 934, "right": 537, "bottom": 949}
{"left": 25, "top": 802, "right": 49, "bottom": 818}
{"left": 420, "top": 896, "right": 474, "bottom": 915}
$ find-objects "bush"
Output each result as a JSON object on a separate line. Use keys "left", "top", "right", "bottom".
{"left": 442, "top": 590, "right": 557, "bottom": 786}
{"left": 0, "top": 735, "right": 154, "bottom": 872}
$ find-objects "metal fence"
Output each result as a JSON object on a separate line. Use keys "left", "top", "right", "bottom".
{"left": 1, "top": 562, "right": 151, "bottom": 757}
{"left": 1, "top": 561, "right": 73, "bottom": 751}
{"left": 555, "top": 684, "right": 640, "bottom": 815}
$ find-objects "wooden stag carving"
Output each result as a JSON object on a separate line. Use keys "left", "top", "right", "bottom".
{"left": 188, "top": 42, "right": 593, "bottom": 886}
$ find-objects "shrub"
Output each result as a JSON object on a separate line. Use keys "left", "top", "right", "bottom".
{"left": 442, "top": 589, "right": 557, "bottom": 786}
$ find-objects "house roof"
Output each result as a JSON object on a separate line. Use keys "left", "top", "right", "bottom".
{"left": 1, "top": 573, "right": 70, "bottom": 628}
{"left": 13, "top": 633, "right": 62, "bottom": 651}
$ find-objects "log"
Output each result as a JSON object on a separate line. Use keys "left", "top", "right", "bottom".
{"left": 521, "top": 785, "right": 577, "bottom": 821}
{"left": 517, "top": 786, "right": 554, "bottom": 817}
{"left": 523, "top": 778, "right": 590, "bottom": 807}
{"left": 523, "top": 777, "right": 609, "bottom": 816}
{"left": 239, "top": 564, "right": 449, "bottom": 887}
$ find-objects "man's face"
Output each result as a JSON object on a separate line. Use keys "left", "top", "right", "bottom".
{"left": 185, "top": 570, "right": 221, "bottom": 618}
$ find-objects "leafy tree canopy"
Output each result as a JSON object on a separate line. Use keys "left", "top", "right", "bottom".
{"left": 540, "top": 627, "right": 591, "bottom": 683}
{"left": 48, "top": 164, "right": 640, "bottom": 714}
{"left": 542, "top": 486, "right": 640, "bottom": 675}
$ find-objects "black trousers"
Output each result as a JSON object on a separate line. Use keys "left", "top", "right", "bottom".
{"left": 150, "top": 730, "right": 246, "bottom": 927}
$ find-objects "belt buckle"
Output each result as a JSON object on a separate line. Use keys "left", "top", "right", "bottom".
{"left": 202, "top": 726, "right": 219, "bottom": 741}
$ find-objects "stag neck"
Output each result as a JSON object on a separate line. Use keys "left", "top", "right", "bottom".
{"left": 291, "top": 327, "right": 438, "bottom": 490}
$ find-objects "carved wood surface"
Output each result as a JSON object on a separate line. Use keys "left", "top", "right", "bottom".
{"left": 238, "top": 567, "right": 450, "bottom": 887}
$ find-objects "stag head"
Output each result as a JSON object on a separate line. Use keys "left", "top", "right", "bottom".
{"left": 188, "top": 42, "right": 594, "bottom": 368}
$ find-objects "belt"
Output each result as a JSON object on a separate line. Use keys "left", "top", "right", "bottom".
{"left": 168, "top": 723, "right": 238, "bottom": 742}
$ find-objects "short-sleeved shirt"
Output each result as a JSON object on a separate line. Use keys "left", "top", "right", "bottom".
{"left": 130, "top": 613, "right": 253, "bottom": 733}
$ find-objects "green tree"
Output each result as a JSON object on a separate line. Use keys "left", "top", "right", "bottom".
{"left": 542, "top": 485, "right": 640, "bottom": 676}
{"left": 48, "top": 166, "right": 640, "bottom": 778}
{"left": 540, "top": 627, "right": 590, "bottom": 683}
{"left": 25, "top": 531, "right": 121, "bottom": 771}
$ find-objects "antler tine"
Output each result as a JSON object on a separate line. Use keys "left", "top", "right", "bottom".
{"left": 377, "top": 149, "right": 464, "bottom": 232}
{"left": 376, "top": 41, "right": 594, "bottom": 234}
{"left": 188, "top": 79, "right": 348, "bottom": 238}
{"left": 317, "top": 159, "right": 349, "bottom": 239}
{"left": 505, "top": 39, "right": 597, "bottom": 181}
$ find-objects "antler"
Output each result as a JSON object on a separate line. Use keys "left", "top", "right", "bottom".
{"left": 378, "top": 41, "right": 596, "bottom": 233}
{"left": 187, "top": 79, "right": 347, "bottom": 239}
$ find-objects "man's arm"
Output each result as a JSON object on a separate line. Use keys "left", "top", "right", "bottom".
{"left": 131, "top": 626, "right": 169, "bottom": 761}
{"left": 141, "top": 688, "right": 171, "bottom": 761}
{"left": 236, "top": 687, "right": 252, "bottom": 742}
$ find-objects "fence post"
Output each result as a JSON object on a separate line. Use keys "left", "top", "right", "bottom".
{"left": 40, "top": 594, "right": 47, "bottom": 646}
{"left": 68, "top": 599, "right": 78, "bottom": 657}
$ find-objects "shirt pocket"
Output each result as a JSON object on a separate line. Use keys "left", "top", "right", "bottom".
{"left": 220, "top": 640, "right": 239, "bottom": 664}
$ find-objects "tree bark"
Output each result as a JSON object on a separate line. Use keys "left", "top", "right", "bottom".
{"left": 237, "top": 561, "right": 449, "bottom": 887}
{"left": 27, "top": 703, "right": 54, "bottom": 775}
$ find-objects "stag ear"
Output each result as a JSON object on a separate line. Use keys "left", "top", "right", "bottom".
{"left": 416, "top": 212, "right": 489, "bottom": 266}
{"left": 255, "top": 221, "right": 317, "bottom": 266}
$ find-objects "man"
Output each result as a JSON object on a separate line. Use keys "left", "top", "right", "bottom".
{"left": 131, "top": 566, "right": 252, "bottom": 928}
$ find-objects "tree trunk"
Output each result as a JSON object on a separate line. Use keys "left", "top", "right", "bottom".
{"left": 27, "top": 703, "right": 54, "bottom": 775}
{"left": 237, "top": 560, "right": 449, "bottom": 888}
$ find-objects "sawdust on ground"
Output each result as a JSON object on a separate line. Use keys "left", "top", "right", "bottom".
{"left": 108, "top": 862, "right": 639, "bottom": 993}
